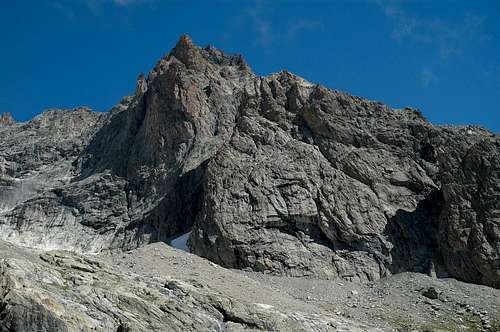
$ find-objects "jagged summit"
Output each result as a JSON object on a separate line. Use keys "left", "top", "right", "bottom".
{"left": 165, "top": 34, "right": 252, "bottom": 73}
{"left": 172, "top": 33, "right": 195, "bottom": 55}
{"left": 169, "top": 34, "right": 203, "bottom": 70}
{"left": 177, "top": 33, "right": 194, "bottom": 47}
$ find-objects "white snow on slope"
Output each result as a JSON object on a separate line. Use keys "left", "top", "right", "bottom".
{"left": 170, "top": 231, "right": 191, "bottom": 252}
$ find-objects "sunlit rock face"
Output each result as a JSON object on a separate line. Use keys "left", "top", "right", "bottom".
{"left": 0, "top": 35, "right": 498, "bottom": 288}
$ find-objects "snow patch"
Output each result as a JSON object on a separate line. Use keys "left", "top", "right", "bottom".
{"left": 170, "top": 231, "right": 191, "bottom": 252}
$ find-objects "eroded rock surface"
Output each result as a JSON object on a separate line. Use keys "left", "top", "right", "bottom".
{"left": 438, "top": 134, "right": 500, "bottom": 288}
{"left": 0, "top": 35, "right": 498, "bottom": 289}
{"left": 0, "top": 240, "right": 382, "bottom": 332}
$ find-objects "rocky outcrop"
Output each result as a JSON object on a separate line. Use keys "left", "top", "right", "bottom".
{"left": 0, "top": 113, "right": 14, "bottom": 126}
{"left": 0, "top": 35, "right": 498, "bottom": 289}
{"left": 438, "top": 133, "right": 500, "bottom": 288}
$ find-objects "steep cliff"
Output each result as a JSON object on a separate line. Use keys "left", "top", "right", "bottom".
{"left": 0, "top": 35, "right": 498, "bottom": 288}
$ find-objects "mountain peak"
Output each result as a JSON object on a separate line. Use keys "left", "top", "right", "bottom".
{"left": 168, "top": 34, "right": 252, "bottom": 75}
{"left": 170, "top": 34, "right": 204, "bottom": 70}
{"left": 175, "top": 34, "right": 194, "bottom": 49}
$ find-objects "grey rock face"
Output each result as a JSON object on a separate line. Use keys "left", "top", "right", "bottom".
{"left": 0, "top": 35, "right": 498, "bottom": 288}
{"left": 189, "top": 74, "right": 445, "bottom": 282}
{"left": 0, "top": 108, "right": 111, "bottom": 251}
{"left": 438, "top": 133, "right": 500, "bottom": 288}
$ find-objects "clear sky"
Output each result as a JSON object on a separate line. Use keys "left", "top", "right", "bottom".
{"left": 2, "top": 1, "right": 499, "bottom": 132}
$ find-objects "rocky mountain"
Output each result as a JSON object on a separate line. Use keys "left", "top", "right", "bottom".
{"left": 0, "top": 35, "right": 499, "bottom": 331}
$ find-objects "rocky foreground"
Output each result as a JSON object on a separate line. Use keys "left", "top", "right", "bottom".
{"left": 0, "top": 240, "right": 498, "bottom": 331}
{"left": 0, "top": 35, "right": 499, "bottom": 331}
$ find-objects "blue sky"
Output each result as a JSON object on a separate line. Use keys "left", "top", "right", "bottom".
{"left": 1, "top": 1, "right": 499, "bottom": 132}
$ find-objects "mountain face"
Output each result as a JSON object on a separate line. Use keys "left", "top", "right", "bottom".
{"left": 0, "top": 35, "right": 498, "bottom": 291}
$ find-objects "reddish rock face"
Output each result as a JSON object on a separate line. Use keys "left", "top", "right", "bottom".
{"left": 0, "top": 112, "right": 14, "bottom": 126}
